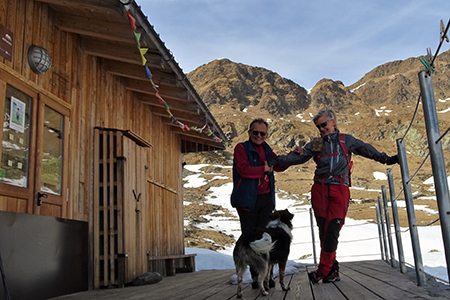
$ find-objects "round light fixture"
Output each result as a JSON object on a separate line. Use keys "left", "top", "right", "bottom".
{"left": 27, "top": 45, "right": 52, "bottom": 74}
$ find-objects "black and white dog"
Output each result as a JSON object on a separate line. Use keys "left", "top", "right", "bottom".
{"left": 233, "top": 209, "right": 294, "bottom": 298}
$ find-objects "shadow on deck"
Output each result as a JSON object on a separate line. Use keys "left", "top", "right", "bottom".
{"left": 51, "top": 260, "right": 449, "bottom": 300}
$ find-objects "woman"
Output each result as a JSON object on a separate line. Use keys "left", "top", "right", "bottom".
{"left": 270, "top": 108, "right": 398, "bottom": 283}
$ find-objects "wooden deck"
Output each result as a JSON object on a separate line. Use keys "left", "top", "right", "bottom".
{"left": 51, "top": 260, "right": 448, "bottom": 300}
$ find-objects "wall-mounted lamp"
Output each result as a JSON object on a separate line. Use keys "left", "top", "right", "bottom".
{"left": 27, "top": 45, "right": 52, "bottom": 74}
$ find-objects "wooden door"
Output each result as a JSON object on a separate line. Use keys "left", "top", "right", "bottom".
{"left": 33, "top": 94, "right": 70, "bottom": 217}
{"left": 122, "top": 136, "right": 148, "bottom": 282}
{"left": 93, "top": 128, "right": 149, "bottom": 288}
{"left": 0, "top": 74, "right": 70, "bottom": 218}
{"left": 0, "top": 78, "right": 38, "bottom": 213}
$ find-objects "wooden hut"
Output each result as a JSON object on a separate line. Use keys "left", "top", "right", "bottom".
{"left": 0, "top": 0, "right": 227, "bottom": 299}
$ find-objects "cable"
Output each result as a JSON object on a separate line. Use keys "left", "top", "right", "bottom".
{"left": 338, "top": 236, "right": 380, "bottom": 243}
{"left": 406, "top": 152, "right": 430, "bottom": 184}
{"left": 400, "top": 94, "right": 422, "bottom": 141}
{"left": 416, "top": 217, "right": 440, "bottom": 227}
{"left": 393, "top": 188, "right": 404, "bottom": 202}
{"left": 435, "top": 125, "right": 450, "bottom": 144}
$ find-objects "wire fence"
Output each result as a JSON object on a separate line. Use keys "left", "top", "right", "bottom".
{"left": 294, "top": 19, "right": 450, "bottom": 285}
{"left": 373, "top": 19, "right": 450, "bottom": 284}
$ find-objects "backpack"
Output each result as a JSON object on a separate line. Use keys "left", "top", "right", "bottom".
{"left": 314, "top": 134, "right": 353, "bottom": 186}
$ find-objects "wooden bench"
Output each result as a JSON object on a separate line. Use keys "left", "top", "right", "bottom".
{"left": 148, "top": 254, "right": 197, "bottom": 276}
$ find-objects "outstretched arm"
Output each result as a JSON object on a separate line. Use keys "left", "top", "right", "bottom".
{"left": 349, "top": 135, "right": 398, "bottom": 165}
{"left": 269, "top": 143, "right": 313, "bottom": 167}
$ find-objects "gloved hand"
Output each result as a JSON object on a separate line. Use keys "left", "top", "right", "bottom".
{"left": 386, "top": 155, "right": 398, "bottom": 165}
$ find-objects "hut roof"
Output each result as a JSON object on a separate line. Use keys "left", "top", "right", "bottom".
{"left": 37, "top": 0, "right": 227, "bottom": 151}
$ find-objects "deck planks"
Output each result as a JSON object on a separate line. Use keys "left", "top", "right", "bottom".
{"left": 307, "top": 266, "right": 347, "bottom": 300}
{"left": 340, "top": 261, "right": 441, "bottom": 300}
{"left": 284, "top": 270, "right": 314, "bottom": 300}
{"left": 50, "top": 260, "right": 448, "bottom": 300}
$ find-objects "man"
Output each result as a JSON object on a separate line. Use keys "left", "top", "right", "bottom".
{"left": 270, "top": 108, "right": 398, "bottom": 284}
{"left": 230, "top": 118, "right": 288, "bottom": 288}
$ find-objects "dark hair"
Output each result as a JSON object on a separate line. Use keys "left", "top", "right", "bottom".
{"left": 313, "top": 108, "right": 338, "bottom": 129}
{"left": 248, "top": 118, "right": 268, "bottom": 131}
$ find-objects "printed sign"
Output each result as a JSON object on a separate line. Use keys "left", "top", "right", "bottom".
{"left": 10, "top": 96, "right": 25, "bottom": 133}
{"left": 0, "top": 24, "right": 13, "bottom": 61}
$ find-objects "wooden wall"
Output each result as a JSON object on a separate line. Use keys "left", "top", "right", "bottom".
{"left": 0, "top": 0, "right": 185, "bottom": 259}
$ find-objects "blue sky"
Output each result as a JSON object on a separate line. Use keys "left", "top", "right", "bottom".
{"left": 139, "top": 0, "right": 450, "bottom": 89}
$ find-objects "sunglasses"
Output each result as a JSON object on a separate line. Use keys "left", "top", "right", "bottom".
{"left": 316, "top": 119, "right": 333, "bottom": 129}
{"left": 251, "top": 130, "right": 267, "bottom": 136}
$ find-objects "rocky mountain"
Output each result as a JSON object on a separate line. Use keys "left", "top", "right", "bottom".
{"left": 188, "top": 50, "right": 450, "bottom": 154}
{"left": 188, "top": 58, "right": 310, "bottom": 116}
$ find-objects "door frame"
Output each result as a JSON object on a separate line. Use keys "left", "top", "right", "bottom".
{"left": 0, "top": 73, "right": 38, "bottom": 213}
{"left": 34, "top": 93, "right": 71, "bottom": 217}
{"left": 0, "top": 71, "right": 71, "bottom": 217}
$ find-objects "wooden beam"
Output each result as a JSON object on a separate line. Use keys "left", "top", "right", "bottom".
{"left": 103, "top": 59, "right": 177, "bottom": 86}
{"left": 171, "top": 126, "right": 225, "bottom": 149}
{"left": 150, "top": 107, "right": 206, "bottom": 125}
{"left": 139, "top": 94, "right": 198, "bottom": 113}
{"left": 36, "top": 0, "right": 123, "bottom": 16}
{"left": 123, "top": 78, "right": 188, "bottom": 101}
{"left": 56, "top": 13, "right": 136, "bottom": 44}
{"left": 81, "top": 38, "right": 163, "bottom": 67}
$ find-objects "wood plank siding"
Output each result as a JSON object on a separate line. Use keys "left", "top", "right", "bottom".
{"left": 0, "top": 0, "right": 226, "bottom": 290}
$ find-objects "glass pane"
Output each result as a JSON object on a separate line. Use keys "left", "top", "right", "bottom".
{"left": 41, "top": 106, "right": 63, "bottom": 195}
{"left": 0, "top": 85, "right": 32, "bottom": 187}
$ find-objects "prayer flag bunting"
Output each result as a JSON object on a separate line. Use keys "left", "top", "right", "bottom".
{"left": 124, "top": 9, "right": 225, "bottom": 146}
{"left": 133, "top": 31, "right": 141, "bottom": 48}
{"left": 139, "top": 48, "right": 148, "bottom": 65}
{"left": 127, "top": 13, "right": 136, "bottom": 31}
{"left": 144, "top": 65, "right": 152, "bottom": 79}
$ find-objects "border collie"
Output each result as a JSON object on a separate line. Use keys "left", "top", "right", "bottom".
{"left": 233, "top": 209, "right": 294, "bottom": 298}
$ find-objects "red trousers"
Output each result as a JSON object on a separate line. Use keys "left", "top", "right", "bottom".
{"left": 311, "top": 182, "right": 350, "bottom": 275}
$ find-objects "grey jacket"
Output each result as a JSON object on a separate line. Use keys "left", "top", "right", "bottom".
{"left": 270, "top": 130, "right": 392, "bottom": 186}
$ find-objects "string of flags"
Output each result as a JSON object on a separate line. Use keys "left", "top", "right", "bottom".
{"left": 126, "top": 11, "right": 225, "bottom": 146}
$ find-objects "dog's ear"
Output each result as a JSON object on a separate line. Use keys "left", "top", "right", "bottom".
{"left": 289, "top": 211, "right": 294, "bottom": 220}
{"left": 282, "top": 209, "right": 294, "bottom": 220}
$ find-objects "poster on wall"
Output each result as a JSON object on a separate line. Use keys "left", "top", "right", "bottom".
{"left": 10, "top": 96, "right": 25, "bottom": 133}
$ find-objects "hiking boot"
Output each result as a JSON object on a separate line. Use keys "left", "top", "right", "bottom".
{"left": 323, "top": 269, "right": 340, "bottom": 283}
{"left": 269, "top": 278, "right": 276, "bottom": 288}
{"left": 308, "top": 269, "right": 325, "bottom": 284}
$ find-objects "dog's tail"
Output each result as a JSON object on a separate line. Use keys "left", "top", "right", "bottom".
{"left": 249, "top": 232, "right": 275, "bottom": 254}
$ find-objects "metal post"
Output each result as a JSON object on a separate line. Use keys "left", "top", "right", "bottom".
{"left": 419, "top": 70, "right": 450, "bottom": 283}
{"left": 309, "top": 207, "right": 317, "bottom": 265}
{"left": 378, "top": 196, "right": 389, "bottom": 263}
{"left": 397, "top": 138, "right": 426, "bottom": 286}
{"left": 387, "top": 168, "right": 406, "bottom": 273}
{"left": 376, "top": 203, "right": 385, "bottom": 261}
{"left": 382, "top": 185, "right": 398, "bottom": 268}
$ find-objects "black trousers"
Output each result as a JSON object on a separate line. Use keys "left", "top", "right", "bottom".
{"left": 237, "top": 192, "right": 274, "bottom": 281}
{"left": 237, "top": 192, "right": 274, "bottom": 235}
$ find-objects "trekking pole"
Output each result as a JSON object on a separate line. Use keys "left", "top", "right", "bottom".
{"left": 375, "top": 203, "right": 385, "bottom": 261}
{"left": 309, "top": 207, "right": 317, "bottom": 265}
{"left": 0, "top": 243, "right": 11, "bottom": 300}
